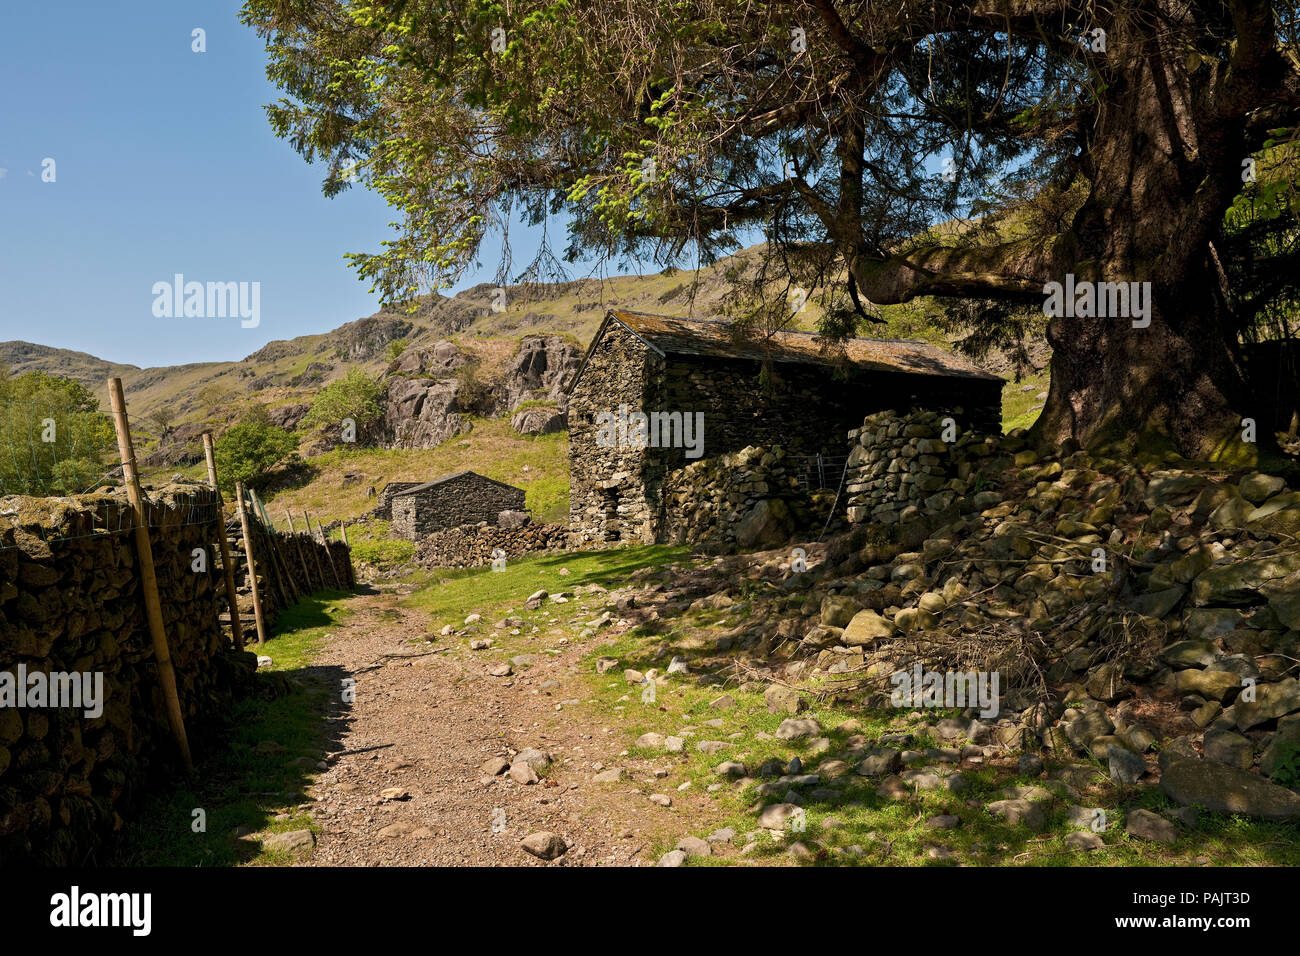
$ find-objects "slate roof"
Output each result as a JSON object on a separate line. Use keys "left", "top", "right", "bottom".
{"left": 565, "top": 310, "right": 1002, "bottom": 394}
{"left": 388, "top": 471, "right": 524, "bottom": 498}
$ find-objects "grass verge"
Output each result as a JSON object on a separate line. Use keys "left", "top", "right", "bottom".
{"left": 113, "top": 591, "right": 351, "bottom": 866}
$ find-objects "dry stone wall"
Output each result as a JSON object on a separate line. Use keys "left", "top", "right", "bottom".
{"left": 660, "top": 446, "right": 811, "bottom": 551}
{"left": 414, "top": 522, "right": 568, "bottom": 569}
{"left": 0, "top": 482, "right": 257, "bottom": 865}
{"left": 844, "top": 409, "right": 1009, "bottom": 527}
{"left": 0, "top": 481, "right": 354, "bottom": 865}
{"left": 236, "top": 519, "right": 356, "bottom": 623}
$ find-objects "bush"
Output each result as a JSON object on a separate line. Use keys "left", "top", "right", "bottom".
{"left": 0, "top": 369, "right": 115, "bottom": 495}
{"left": 454, "top": 363, "right": 494, "bottom": 413}
{"left": 300, "top": 368, "right": 384, "bottom": 442}
{"left": 213, "top": 420, "right": 298, "bottom": 492}
{"left": 385, "top": 338, "right": 409, "bottom": 362}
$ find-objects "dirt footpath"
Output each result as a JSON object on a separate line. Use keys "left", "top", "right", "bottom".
{"left": 302, "top": 586, "right": 675, "bottom": 866}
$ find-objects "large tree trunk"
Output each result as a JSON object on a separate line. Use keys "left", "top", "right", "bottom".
{"left": 1033, "top": 272, "right": 1252, "bottom": 461}
{"left": 840, "top": 2, "right": 1294, "bottom": 461}
{"left": 1031, "top": 5, "right": 1260, "bottom": 461}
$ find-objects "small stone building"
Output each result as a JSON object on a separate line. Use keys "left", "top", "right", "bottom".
{"left": 388, "top": 472, "right": 526, "bottom": 540}
{"left": 564, "top": 309, "right": 1003, "bottom": 544}
{"left": 375, "top": 481, "right": 425, "bottom": 520}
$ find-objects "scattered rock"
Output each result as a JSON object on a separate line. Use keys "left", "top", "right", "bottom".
{"left": 775, "top": 717, "right": 821, "bottom": 740}
{"left": 1125, "top": 809, "right": 1179, "bottom": 845}
{"left": 262, "top": 829, "right": 315, "bottom": 856}
{"left": 1161, "top": 759, "right": 1300, "bottom": 820}
{"left": 676, "top": 836, "right": 712, "bottom": 857}
{"left": 520, "top": 831, "right": 567, "bottom": 860}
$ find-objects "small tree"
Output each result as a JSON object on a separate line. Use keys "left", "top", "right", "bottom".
{"left": 385, "top": 337, "right": 409, "bottom": 363}
{"left": 300, "top": 368, "right": 385, "bottom": 443}
{"left": 0, "top": 370, "right": 113, "bottom": 495}
{"left": 146, "top": 405, "right": 176, "bottom": 439}
{"left": 213, "top": 420, "right": 298, "bottom": 492}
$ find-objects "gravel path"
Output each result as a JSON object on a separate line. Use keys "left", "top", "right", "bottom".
{"left": 302, "top": 586, "right": 675, "bottom": 866}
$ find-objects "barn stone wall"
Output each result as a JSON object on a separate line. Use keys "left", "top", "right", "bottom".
{"left": 567, "top": 320, "right": 1003, "bottom": 545}
{"left": 376, "top": 482, "right": 424, "bottom": 521}
{"left": 391, "top": 476, "right": 526, "bottom": 540}
{"left": 660, "top": 355, "right": 1001, "bottom": 461}
{"left": 567, "top": 323, "right": 662, "bottom": 544}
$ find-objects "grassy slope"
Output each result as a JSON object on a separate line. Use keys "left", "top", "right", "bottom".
{"left": 257, "top": 417, "right": 570, "bottom": 526}
{"left": 401, "top": 546, "right": 1300, "bottom": 867}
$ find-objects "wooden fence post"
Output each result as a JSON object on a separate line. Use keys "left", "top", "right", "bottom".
{"left": 314, "top": 513, "right": 344, "bottom": 589}
{"left": 340, "top": 523, "right": 354, "bottom": 588}
{"left": 302, "top": 510, "right": 330, "bottom": 589}
{"left": 108, "top": 378, "right": 193, "bottom": 771}
{"left": 247, "top": 489, "right": 295, "bottom": 608}
{"left": 201, "top": 433, "right": 245, "bottom": 652}
{"left": 316, "top": 517, "right": 343, "bottom": 589}
{"left": 254, "top": 489, "right": 301, "bottom": 605}
{"left": 285, "top": 511, "right": 313, "bottom": 591}
{"left": 236, "top": 482, "right": 268, "bottom": 645}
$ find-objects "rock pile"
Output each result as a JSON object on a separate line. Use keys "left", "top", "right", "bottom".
{"left": 792, "top": 413, "right": 1300, "bottom": 818}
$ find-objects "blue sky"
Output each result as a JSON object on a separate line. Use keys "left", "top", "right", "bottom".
{"left": 0, "top": 0, "right": 566, "bottom": 369}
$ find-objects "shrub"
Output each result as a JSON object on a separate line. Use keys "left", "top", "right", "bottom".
{"left": 0, "top": 369, "right": 114, "bottom": 495}
{"left": 213, "top": 420, "right": 298, "bottom": 492}
{"left": 300, "top": 368, "right": 384, "bottom": 442}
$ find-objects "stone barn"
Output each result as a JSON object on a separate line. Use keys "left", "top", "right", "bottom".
{"left": 388, "top": 472, "right": 527, "bottom": 539}
{"left": 375, "top": 481, "right": 425, "bottom": 520}
{"left": 564, "top": 309, "right": 1003, "bottom": 544}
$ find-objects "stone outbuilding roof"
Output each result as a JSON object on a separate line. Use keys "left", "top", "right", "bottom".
{"left": 564, "top": 309, "right": 1002, "bottom": 394}
{"left": 387, "top": 471, "right": 524, "bottom": 497}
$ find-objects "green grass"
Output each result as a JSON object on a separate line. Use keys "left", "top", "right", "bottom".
{"left": 1001, "top": 369, "right": 1051, "bottom": 432}
{"left": 399, "top": 542, "right": 1300, "bottom": 868}
{"left": 260, "top": 590, "right": 354, "bottom": 669}
{"left": 113, "top": 592, "right": 351, "bottom": 866}
{"left": 260, "top": 418, "right": 570, "bottom": 525}
{"left": 401, "top": 544, "right": 687, "bottom": 627}
{"left": 348, "top": 519, "right": 416, "bottom": 569}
